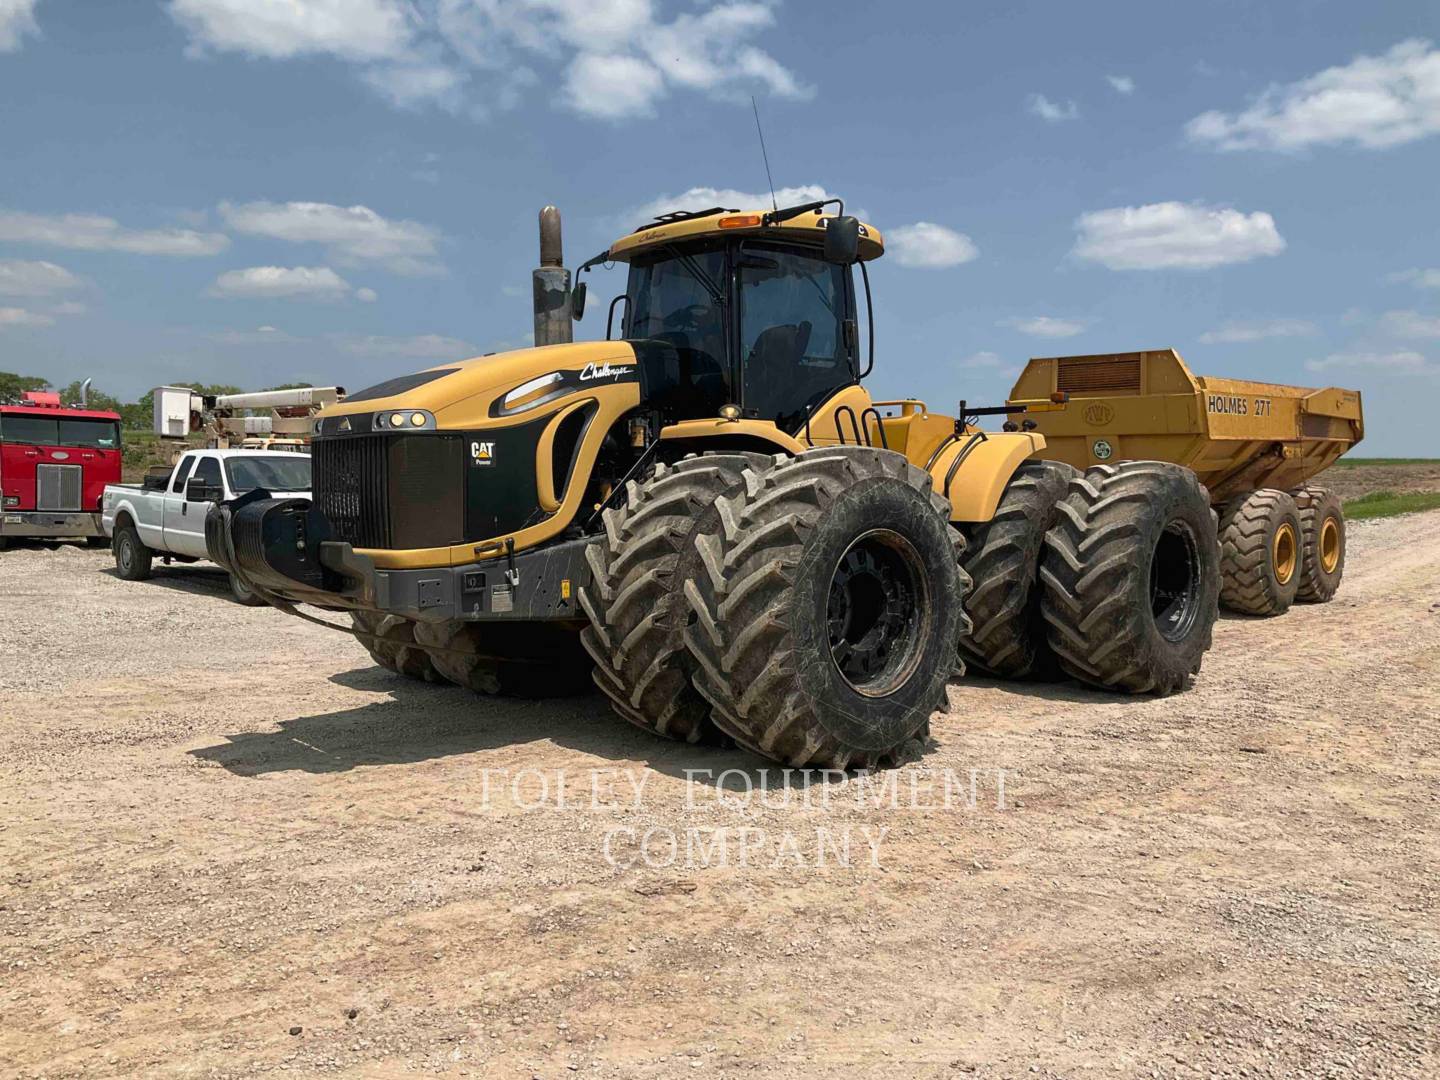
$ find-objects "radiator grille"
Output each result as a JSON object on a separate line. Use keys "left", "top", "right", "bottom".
{"left": 312, "top": 434, "right": 465, "bottom": 550}
{"left": 313, "top": 436, "right": 392, "bottom": 548}
{"left": 37, "top": 463, "right": 82, "bottom": 511}
{"left": 1056, "top": 356, "right": 1143, "bottom": 397}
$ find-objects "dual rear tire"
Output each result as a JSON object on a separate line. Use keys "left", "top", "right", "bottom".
{"left": 1215, "top": 485, "right": 1346, "bottom": 615}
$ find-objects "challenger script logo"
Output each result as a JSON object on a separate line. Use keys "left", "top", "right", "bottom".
{"left": 579, "top": 362, "right": 631, "bottom": 382}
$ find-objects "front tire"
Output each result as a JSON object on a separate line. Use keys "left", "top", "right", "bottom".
{"left": 113, "top": 524, "right": 153, "bottom": 581}
{"left": 958, "top": 459, "right": 1078, "bottom": 680}
{"left": 228, "top": 572, "right": 268, "bottom": 607}
{"left": 412, "top": 619, "right": 591, "bottom": 698}
{"left": 683, "top": 447, "right": 968, "bottom": 770}
{"left": 1040, "top": 462, "right": 1219, "bottom": 695}
{"left": 351, "top": 611, "right": 441, "bottom": 682}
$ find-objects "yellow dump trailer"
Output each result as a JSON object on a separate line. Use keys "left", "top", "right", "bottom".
{"left": 1008, "top": 349, "right": 1363, "bottom": 617}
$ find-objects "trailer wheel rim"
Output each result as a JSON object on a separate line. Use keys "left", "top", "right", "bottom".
{"left": 1319, "top": 516, "right": 1341, "bottom": 574}
{"left": 1273, "top": 522, "right": 1298, "bottom": 585}
{"left": 1150, "top": 520, "right": 1202, "bottom": 643}
{"left": 827, "top": 528, "right": 930, "bottom": 697}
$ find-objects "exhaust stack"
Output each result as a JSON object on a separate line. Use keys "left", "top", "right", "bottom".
{"left": 533, "top": 205, "right": 573, "bottom": 347}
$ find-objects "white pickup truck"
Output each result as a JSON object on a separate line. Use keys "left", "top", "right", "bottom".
{"left": 102, "top": 448, "right": 311, "bottom": 605}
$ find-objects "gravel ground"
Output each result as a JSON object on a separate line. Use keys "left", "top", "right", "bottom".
{"left": 1, "top": 510, "right": 1438, "bottom": 1079}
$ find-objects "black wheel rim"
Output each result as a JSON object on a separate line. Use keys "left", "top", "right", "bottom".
{"left": 826, "top": 529, "right": 930, "bottom": 696}
{"left": 1151, "top": 520, "right": 1201, "bottom": 642}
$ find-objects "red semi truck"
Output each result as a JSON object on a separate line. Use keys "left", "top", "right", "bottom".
{"left": 0, "top": 390, "right": 122, "bottom": 549}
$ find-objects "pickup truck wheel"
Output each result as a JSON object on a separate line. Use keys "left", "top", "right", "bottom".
{"left": 113, "top": 524, "right": 153, "bottom": 581}
{"left": 228, "top": 572, "right": 268, "bottom": 607}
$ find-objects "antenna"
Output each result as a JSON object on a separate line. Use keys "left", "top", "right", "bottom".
{"left": 751, "top": 96, "right": 778, "bottom": 212}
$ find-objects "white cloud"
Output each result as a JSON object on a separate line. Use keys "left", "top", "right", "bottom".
{"left": 563, "top": 53, "right": 666, "bottom": 119}
{"left": 1106, "top": 75, "right": 1135, "bottom": 95}
{"left": 335, "top": 333, "right": 479, "bottom": 359}
{"left": 1028, "top": 93, "right": 1078, "bottom": 122}
{"left": 1379, "top": 310, "right": 1440, "bottom": 339}
{"left": 207, "top": 265, "right": 358, "bottom": 301}
{"left": 0, "top": 259, "right": 81, "bottom": 297}
{"left": 208, "top": 325, "right": 302, "bottom": 345}
{"left": 1306, "top": 350, "right": 1437, "bottom": 375}
{"left": 632, "top": 184, "right": 835, "bottom": 224}
{"left": 0, "top": 209, "right": 228, "bottom": 256}
{"left": 1001, "top": 316, "right": 1089, "bottom": 339}
{"left": 1072, "top": 201, "right": 1285, "bottom": 271}
{"left": 0, "top": 0, "right": 39, "bottom": 52}
{"left": 958, "top": 350, "right": 1003, "bottom": 368}
{"left": 1187, "top": 38, "right": 1440, "bottom": 152}
{"left": 168, "top": 0, "right": 412, "bottom": 61}
{"left": 1198, "top": 318, "right": 1318, "bottom": 344}
{"left": 887, "top": 222, "right": 979, "bottom": 269}
{"left": 355, "top": 286, "right": 378, "bottom": 303}
{"left": 168, "top": 0, "right": 808, "bottom": 121}
{"left": 218, "top": 200, "right": 442, "bottom": 275}
{"left": 1388, "top": 268, "right": 1440, "bottom": 290}
{"left": 0, "top": 305, "right": 53, "bottom": 328}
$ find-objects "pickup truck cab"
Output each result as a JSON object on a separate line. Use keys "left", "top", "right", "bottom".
{"left": 102, "top": 449, "right": 311, "bottom": 604}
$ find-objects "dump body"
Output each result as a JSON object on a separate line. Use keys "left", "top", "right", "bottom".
{"left": 1007, "top": 349, "right": 1363, "bottom": 502}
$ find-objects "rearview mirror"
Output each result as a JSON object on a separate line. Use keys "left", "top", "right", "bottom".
{"left": 570, "top": 282, "right": 587, "bottom": 320}
{"left": 186, "top": 477, "right": 220, "bottom": 503}
{"left": 824, "top": 215, "right": 861, "bottom": 264}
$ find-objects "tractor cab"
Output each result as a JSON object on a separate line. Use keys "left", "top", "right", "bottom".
{"left": 584, "top": 202, "right": 883, "bottom": 436}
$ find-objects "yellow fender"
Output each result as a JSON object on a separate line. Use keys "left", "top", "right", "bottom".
{"left": 929, "top": 431, "right": 1047, "bottom": 523}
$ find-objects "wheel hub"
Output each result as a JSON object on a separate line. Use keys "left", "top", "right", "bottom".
{"left": 1319, "top": 516, "right": 1341, "bottom": 574}
{"left": 1150, "top": 520, "right": 1202, "bottom": 642}
{"left": 826, "top": 529, "right": 929, "bottom": 696}
{"left": 1273, "top": 522, "right": 1298, "bottom": 585}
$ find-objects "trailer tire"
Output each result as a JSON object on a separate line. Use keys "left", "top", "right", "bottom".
{"left": 228, "top": 572, "right": 268, "bottom": 607}
{"left": 1217, "top": 488, "right": 1302, "bottom": 616}
{"left": 113, "top": 523, "right": 153, "bottom": 581}
{"left": 1040, "top": 461, "right": 1219, "bottom": 695}
{"left": 958, "top": 459, "right": 1078, "bottom": 680}
{"left": 1290, "top": 485, "right": 1345, "bottom": 603}
{"left": 351, "top": 610, "right": 441, "bottom": 683}
{"left": 683, "top": 447, "right": 968, "bottom": 770}
{"left": 580, "top": 452, "right": 772, "bottom": 744}
{"left": 412, "top": 619, "right": 592, "bottom": 698}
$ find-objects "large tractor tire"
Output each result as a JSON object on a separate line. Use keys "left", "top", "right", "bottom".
{"left": 411, "top": 619, "right": 591, "bottom": 698}
{"left": 351, "top": 610, "right": 442, "bottom": 682}
{"left": 1217, "top": 488, "right": 1302, "bottom": 616}
{"left": 683, "top": 447, "right": 969, "bottom": 770}
{"left": 1290, "top": 485, "right": 1345, "bottom": 603}
{"left": 579, "top": 453, "right": 772, "bottom": 743}
{"left": 1040, "top": 461, "right": 1219, "bottom": 695}
{"left": 958, "top": 459, "right": 1078, "bottom": 680}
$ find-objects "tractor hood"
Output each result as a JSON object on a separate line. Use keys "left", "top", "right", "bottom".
{"left": 315, "top": 341, "right": 640, "bottom": 434}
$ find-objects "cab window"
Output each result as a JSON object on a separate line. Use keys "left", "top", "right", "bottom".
{"left": 737, "top": 246, "right": 853, "bottom": 430}
{"left": 171, "top": 456, "right": 196, "bottom": 493}
{"left": 192, "top": 457, "right": 222, "bottom": 489}
{"left": 624, "top": 242, "right": 730, "bottom": 416}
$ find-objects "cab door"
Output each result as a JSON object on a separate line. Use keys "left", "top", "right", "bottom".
{"left": 169, "top": 455, "right": 220, "bottom": 558}
{"left": 160, "top": 454, "right": 197, "bottom": 552}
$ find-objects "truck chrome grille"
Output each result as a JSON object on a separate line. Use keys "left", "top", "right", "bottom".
{"left": 37, "top": 463, "right": 83, "bottom": 511}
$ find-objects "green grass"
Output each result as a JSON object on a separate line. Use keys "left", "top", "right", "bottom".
{"left": 1334, "top": 457, "right": 1439, "bottom": 467}
{"left": 1344, "top": 490, "right": 1440, "bottom": 520}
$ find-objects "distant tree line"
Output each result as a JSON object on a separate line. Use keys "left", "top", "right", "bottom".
{"left": 0, "top": 371, "right": 312, "bottom": 429}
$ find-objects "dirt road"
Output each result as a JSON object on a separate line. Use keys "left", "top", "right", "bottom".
{"left": 2, "top": 511, "right": 1438, "bottom": 1079}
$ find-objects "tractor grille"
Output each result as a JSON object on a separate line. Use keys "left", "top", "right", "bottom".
{"left": 37, "top": 463, "right": 82, "bottom": 511}
{"left": 1057, "top": 355, "right": 1143, "bottom": 397}
{"left": 312, "top": 434, "right": 464, "bottom": 550}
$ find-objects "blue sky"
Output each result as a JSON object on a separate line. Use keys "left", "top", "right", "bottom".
{"left": 1, "top": 0, "right": 1438, "bottom": 454}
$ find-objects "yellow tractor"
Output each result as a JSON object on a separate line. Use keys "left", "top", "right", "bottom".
{"left": 211, "top": 201, "right": 1221, "bottom": 769}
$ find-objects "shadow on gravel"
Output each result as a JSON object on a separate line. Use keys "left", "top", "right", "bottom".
{"left": 98, "top": 563, "right": 235, "bottom": 600}
{"left": 188, "top": 665, "right": 835, "bottom": 790}
{"left": 953, "top": 672, "right": 1141, "bottom": 705}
